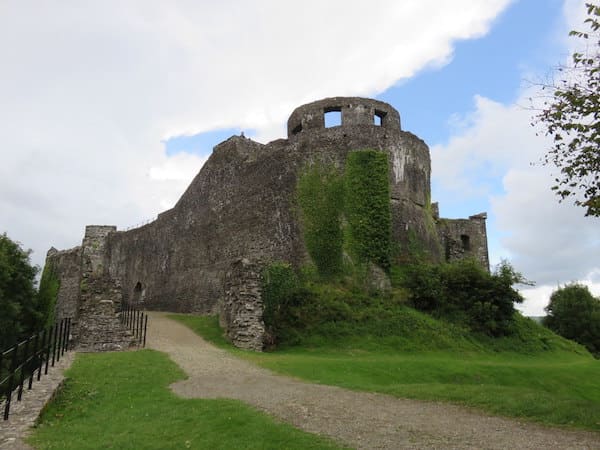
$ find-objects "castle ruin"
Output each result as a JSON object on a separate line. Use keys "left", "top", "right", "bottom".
{"left": 45, "top": 97, "right": 489, "bottom": 351}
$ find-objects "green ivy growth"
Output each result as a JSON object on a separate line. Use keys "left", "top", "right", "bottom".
{"left": 344, "top": 150, "right": 392, "bottom": 270}
{"left": 261, "top": 262, "right": 310, "bottom": 346}
{"left": 37, "top": 261, "right": 60, "bottom": 328}
{"left": 296, "top": 150, "right": 392, "bottom": 278}
{"left": 297, "top": 164, "right": 345, "bottom": 278}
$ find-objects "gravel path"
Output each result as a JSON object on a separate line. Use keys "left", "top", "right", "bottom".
{"left": 147, "top": 312, "right": 600, "bottom": 450}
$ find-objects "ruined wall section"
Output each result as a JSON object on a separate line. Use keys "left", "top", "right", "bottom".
{"left": 220, "top": 258, "right": 265, "bottom": 351}
{"left": 75, "top": 226, "right": 136, "bottom": 351}
{"left": 46, "top": 246, "right": 82, "bottom": 321}
{"left": 437, "top": 213, "right": 489, "bottom": 270}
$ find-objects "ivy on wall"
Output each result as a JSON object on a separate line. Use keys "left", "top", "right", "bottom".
{"left": 37, "top": 260, "right": 60, "bottom": 327}
{"left": 261, "top": 262, "right": 306, "bottom": 345}
{"left": 344, "top": 150, "right": 392, "bottom": 270}
{"left": 296, "top": 149, "right": 392, "bottom": 277}
{"left": 297, "top": 164, "right": 345, "bottom": 278}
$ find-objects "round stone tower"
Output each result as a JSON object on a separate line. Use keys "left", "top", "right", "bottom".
{"left": 287, "top": 97, "right": 401, "bottom": 136}
{"left": 286, "top": 97, "right": 440, "bottom": 262}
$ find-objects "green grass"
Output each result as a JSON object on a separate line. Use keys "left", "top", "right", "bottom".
{"left": 171, "top": 314, "right": 600, "bottom": 431}
{"left": 29, "top": 350, "right": 344, "bottom": 450}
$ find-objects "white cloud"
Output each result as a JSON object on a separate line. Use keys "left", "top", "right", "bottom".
{"left": 0, "top": 0, "right": 512, "bottom": 268}
{"left": 431, "top": 95, "right": 538, "bottom": 199}
{"left": 148, "top": 153, "right": 207, "bottom": 182}
{"left": 431, "top": 49, "right": 599, "bottom": 316}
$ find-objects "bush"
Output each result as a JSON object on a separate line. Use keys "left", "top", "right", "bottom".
{"left": 397, "top": 259, "right": 523, "bottom": 336}
{"left": 543, "top": 283, "right": 600, "bottom": 356}
{"left": 262, "top": 263, "right": 313, "bottom": 346}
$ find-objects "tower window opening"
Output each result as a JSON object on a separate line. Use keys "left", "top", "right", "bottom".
{"left": 460, "top": 235, "right": 471, "bottom": 251}
{"left": 292, "top": 124, "right": 302, "bottom": 134}
{"left": 374, "top": 110, "right": 387, "bottom": 126}
{"left": 324, "top": 107, "right": 342, "bottom": 128}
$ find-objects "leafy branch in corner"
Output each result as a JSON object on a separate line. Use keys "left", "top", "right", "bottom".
{"left": 533, "top": 2, "right": 600, "bottom": 216}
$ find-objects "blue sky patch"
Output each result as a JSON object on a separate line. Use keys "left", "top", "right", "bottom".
{"left": 164, "top": 128, "right": 257, "bottom": 157}
{"left": 377, "top": 0, "right": 564, "bottom": 146}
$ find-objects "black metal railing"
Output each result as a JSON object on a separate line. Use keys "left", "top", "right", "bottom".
{"left": 0, "top": 317, "right": 72, "bottom": 420}
{"left": 120, "top": 303, "right": 148, "bottom": 348}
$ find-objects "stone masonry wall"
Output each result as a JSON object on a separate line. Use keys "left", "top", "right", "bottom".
{"left": 46, "top": 246, "right": 81, "bottom": 321}
{"left": 73, "top": 226, "right": 136, "bottom": 351}
{"left": 219, "top": 258, "right": 265, "bottom": 351}
{"left": 437, "top": 213, "right": 489, "bottom": 270}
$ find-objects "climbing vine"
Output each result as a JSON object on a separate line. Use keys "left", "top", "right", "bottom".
{"left": 37, "top": 260, "right": 60, "bottom": 327}
{"left": 297, "top": 164, "right": 345, "bottom": 278}
{"left": 344, "top": 150, "right": 392, "bottom": 270}
{"left": 296, "top": 150, "right": 392, "bottom": 277}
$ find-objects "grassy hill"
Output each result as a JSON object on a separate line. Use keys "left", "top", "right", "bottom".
{"left": 171, "top": 308, "right": 600, "bottom": 431}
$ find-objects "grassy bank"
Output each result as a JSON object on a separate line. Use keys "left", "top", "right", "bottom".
{"left": 29, "top": 350, "right": 343, "bottom": 450}
{"left": 171, "top": 314, "right": 600, "bottom": 431}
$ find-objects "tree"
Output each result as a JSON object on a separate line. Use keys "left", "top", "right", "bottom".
{"left": 0, "top": 233, "right": 40, "bottom": 349}
{"left": 543, "top": 283, "right": 600, "bottom": 356}
{"left": 535, "top": 2, "right": 600, "bottom": 216}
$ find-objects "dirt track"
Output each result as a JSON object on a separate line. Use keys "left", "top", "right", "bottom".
{"left": 147, "top": 312, "right": 600, "bottom": 449}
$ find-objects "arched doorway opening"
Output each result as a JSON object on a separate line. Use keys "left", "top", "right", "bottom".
{"left": 133, "top": 282, "right": 144, "bottom": 305}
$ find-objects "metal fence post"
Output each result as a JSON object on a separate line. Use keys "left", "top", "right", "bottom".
{"left": 45, "top": 324, "right": 54, "bottom": 375}
{"left": 66, "top": 318, "right": 71, "bottom": 352}
{"left": 143, "top": 314, "right": 148, "bottom": 348}
{"left": 51, "top": 324, "right": 58, "bottom": 367}
{"left": 56, "top": 320, "right": 63, "bottom": 363}
{"left": 3, "top": 344, "right": 19, "bottom": 420}
{"left": 28, "top": 333, "right": 39, "bottom": 390}
{"left": 17, "top": 338, "right": 30, "bottom": 401}
{"left": 38, "top": 328, "right": 47, "bottom": 381}
{"left": 136, "top": 310, "right": 141, "bottom": 341}
{"left": 61, "top": 318, "right": 69, "bottom": 355}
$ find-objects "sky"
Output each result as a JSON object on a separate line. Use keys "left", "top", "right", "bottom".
{"left": 1, "top": 0, "right": 598, "bottom": 315}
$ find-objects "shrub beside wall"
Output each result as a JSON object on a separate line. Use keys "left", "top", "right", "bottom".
{"left": 396, "top": 259, "right": 523, "bottom": 336}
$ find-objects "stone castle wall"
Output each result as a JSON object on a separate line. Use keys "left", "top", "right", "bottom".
{"left": 47, "top": 226, "right": 137, "bottom": 352}
{"left": 45, "top": 97, "right": 489, "bottom": 350}
{"left": 437, "top": 213, "right": 489, "bottom": 269}
{"left": 46, "top": 246, "right": 81, "bottom": 321}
